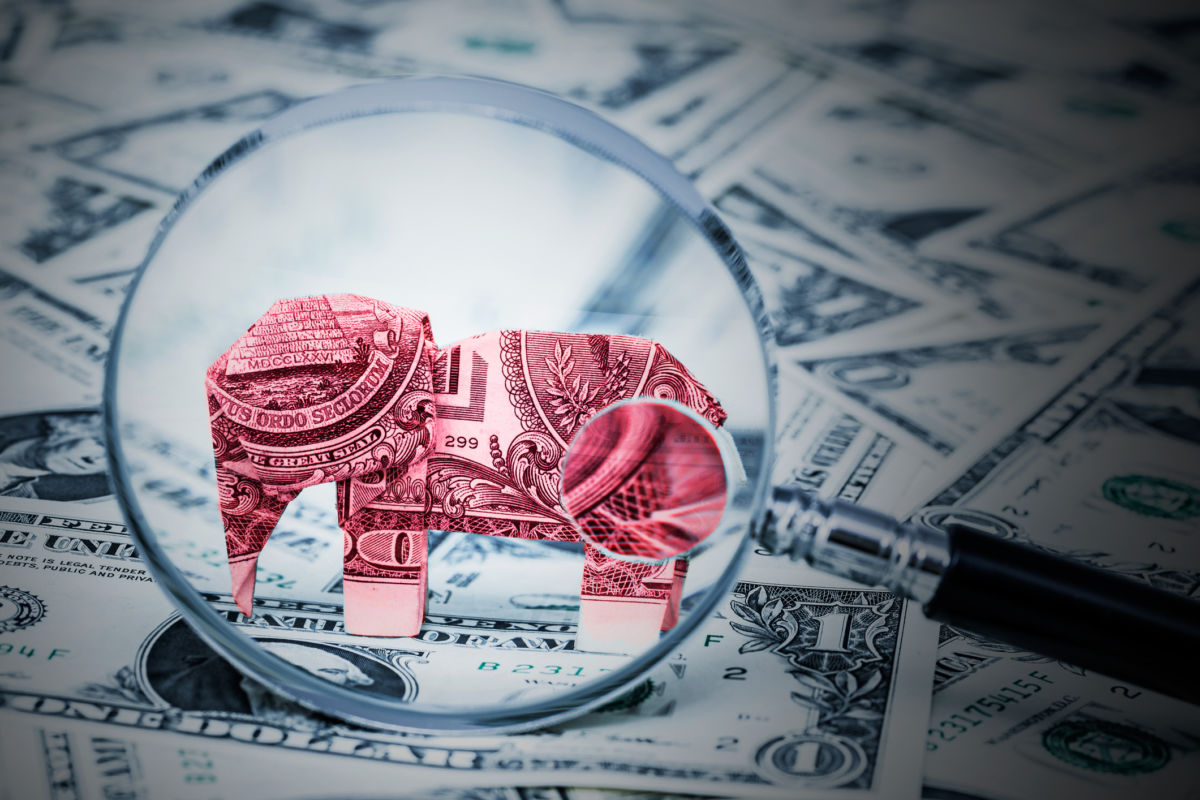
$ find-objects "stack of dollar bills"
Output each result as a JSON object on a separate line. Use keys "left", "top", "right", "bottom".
{"left": 0, "top": 0, "right": 1196, "bottom": 797}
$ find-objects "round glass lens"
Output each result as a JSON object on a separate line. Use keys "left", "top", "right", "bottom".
{"left": 106, "top": 76, "right": 774, "bottom": 733}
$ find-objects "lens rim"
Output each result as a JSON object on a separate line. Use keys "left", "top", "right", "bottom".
{"left": 104, "top": 75, "right": 776, "bottom": 734}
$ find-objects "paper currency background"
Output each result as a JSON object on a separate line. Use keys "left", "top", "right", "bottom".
{"left": 1, "top": 1, "right": 1198, "bottom": 798}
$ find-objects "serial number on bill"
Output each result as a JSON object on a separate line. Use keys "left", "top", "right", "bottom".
{"left": 476, "top": 660, "right": 612, "bottom": 676}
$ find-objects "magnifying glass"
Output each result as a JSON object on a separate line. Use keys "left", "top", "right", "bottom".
{"left": 106, "top": 76, "right": 1200, "bottom": 737}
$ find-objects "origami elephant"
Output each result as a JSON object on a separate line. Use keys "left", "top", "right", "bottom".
{"left": 206, "top": 294, "right": 726, "bottom": 641}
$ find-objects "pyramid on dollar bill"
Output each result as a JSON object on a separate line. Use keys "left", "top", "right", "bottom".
{"left": 225, "top": 296, "right": 360, "bottom": 377}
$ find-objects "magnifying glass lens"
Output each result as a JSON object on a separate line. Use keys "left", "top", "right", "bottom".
{"left": 107, "top": 77, "right": 773, "bottom": 734}
{"left": 563, "top": 399, "right": 728, "bottom": 562}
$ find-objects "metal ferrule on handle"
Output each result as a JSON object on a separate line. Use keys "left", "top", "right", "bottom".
{"left": 762, "top": 486, "right": 951, "bottom": 604}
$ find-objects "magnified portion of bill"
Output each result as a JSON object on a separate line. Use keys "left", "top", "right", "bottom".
{"left": 562, "top": 398, "right": 731, "bottom": 562}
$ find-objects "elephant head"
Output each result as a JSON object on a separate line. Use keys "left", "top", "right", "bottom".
{"left": 205, "top": 294, "right": 437, "bottom": 615}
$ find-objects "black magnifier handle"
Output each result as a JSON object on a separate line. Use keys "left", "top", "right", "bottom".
{"left": 760, "top": 487, "right": 1200, "bottom": 706}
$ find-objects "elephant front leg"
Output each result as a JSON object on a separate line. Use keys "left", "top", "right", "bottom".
{"left": 338, "top": 504, "right": 429, "bottom": 636}
{"left": 578, "top": 543, "right": 674, "bottom": 651}
{"left": 215, "top": 464, "right": 295, "bottom": 618}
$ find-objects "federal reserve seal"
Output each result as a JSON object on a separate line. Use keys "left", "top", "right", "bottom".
{"left": 1101, "top": 474, "right": 1200, "bottom": 520}
{"left": 1042, "top": 719, "right": 1171, "bottom": 775}
{"left": 0, "top": 586, "right": 46, "bottom": 633}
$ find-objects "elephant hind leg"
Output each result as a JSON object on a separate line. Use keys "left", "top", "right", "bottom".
{"left": 215, "top": 464, "right": 295, "bottom": 617}
{"left": 578, "top": 544, "right": 673, "bottom": 651}
{"left": 340, "top": 509, "right": 428, "bottom": 637}
{"left": 661, "top": 558, "right": 688, "bottom": 631}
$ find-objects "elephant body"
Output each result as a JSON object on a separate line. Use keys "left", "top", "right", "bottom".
{"left": 206, "top": 294, "right": 725, "bottom": 642}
